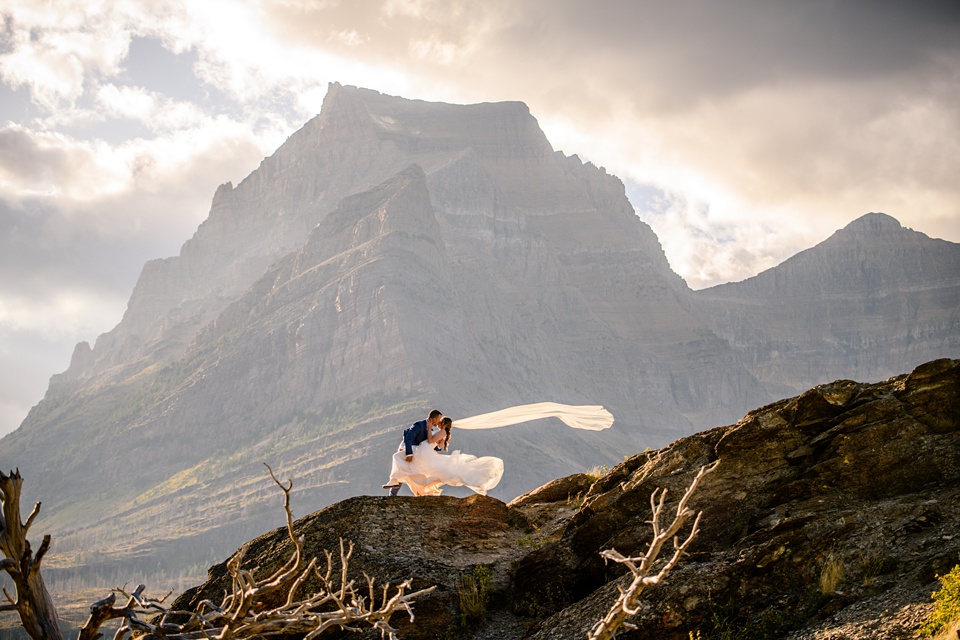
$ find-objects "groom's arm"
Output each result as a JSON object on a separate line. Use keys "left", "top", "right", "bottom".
{"left": 403, "top": 420, "right": 427, "bottom": 457}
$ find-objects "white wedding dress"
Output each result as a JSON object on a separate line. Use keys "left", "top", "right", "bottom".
{"left": 388, "top": 439, "right": 504, "bottom": 496}
{"left": 386, "top": 403, "right": 614, "bottom": 496}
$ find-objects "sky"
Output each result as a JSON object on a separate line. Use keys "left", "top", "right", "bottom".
{"left": 1, "top": 0, "right": 959, "bottom": 438}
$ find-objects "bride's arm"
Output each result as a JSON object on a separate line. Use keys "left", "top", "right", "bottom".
{"left": 427, "top": 427, "right": 445, "bottom": 445}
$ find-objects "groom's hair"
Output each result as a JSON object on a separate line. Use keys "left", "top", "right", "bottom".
{"left": 428, "top": 409, "right": 443, "bottom": 420}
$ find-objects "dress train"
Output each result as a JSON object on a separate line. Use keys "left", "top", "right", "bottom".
{"left": 388, "top": 442, "right": 504, "bottom": 496}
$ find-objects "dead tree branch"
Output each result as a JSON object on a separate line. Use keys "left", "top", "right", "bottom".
{"left": 77, "top": 463, "right": 434, "bottom": 640}
{"left": 589, "top": 461, "right": 719, "bottom": 640}
{"left": 0, "top": 469, "right": 64, "bottom": 640}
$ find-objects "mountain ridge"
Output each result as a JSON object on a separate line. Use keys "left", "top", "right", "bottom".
{"left": 702, "top": 212, "right": 960, "bottom": 296}
{"left": 1, "top": 85, "right": 957, "bottom": 600}
{"left": 690, "top": 211, "right": 960, "bottom": 393}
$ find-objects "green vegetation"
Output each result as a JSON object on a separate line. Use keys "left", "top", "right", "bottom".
{"left": 921, "top": 560, "right": 960, "bottom": 637}
{"left": 456, "top": 565, "right": 492, "bottom": 635}
{"left": 516, "top": 534, "right": 538, "bottom": 549}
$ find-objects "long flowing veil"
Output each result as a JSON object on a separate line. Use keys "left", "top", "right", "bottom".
{"left": 451, "top": 402, "right": 614, "bottom": 431}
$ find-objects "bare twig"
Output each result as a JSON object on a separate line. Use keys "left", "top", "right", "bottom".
{"left": 73, "top": 464, "right": 435, "bottom": 640}
{"left": 23, "top": 502, "right": 41, "bottom": 538}
{"left": 589, "top": 461, "right": 719, "bottom": 640}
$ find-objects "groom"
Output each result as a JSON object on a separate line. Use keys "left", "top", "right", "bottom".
{"left": 382, "top": 409, "right": 444, "bottom": 496}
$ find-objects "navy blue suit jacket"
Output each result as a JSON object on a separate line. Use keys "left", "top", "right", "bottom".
{"left": 402, "top": 419, "right": 430, "bottom": 456}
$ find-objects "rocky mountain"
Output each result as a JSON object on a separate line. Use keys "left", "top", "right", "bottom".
{"left": 691, "top": 212, "right": 960, "bottom": 396}
{"left": 0, "top": 85, "right": 957, "bottom": 591}
{"left": 0, "top": 84, "right": 762, "bottom": 579}
{"left": 171, "top": 358, "right": 960, "bottom": 640}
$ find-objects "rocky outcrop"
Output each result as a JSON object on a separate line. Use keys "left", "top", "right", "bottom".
{"left": 171, "top": 493, "right": 528, "bottom": 640}
{"left": 517, "top": 356, "right": 960, "bottom": 639}
{"left": 172, "top": 359, "right": 959, "bottom": 639}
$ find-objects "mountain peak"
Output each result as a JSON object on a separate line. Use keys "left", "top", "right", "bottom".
{"left": 691, "top": 210, "right": 960, "bottom": 393}
{"left": 845, "top": 211, "right": 901, "bottom": 228}
{"left": 837, "top": 211, "right": 905, "bottom": 238}
{"left": 312, "top": 83, "right": 549, "bottom": 161}
{"left": 822, "top": 212, "right": 950, "bottom": 255}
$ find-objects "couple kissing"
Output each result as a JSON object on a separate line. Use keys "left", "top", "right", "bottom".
{"left": 381, "top": 409, "right": 502, "bottom": 497}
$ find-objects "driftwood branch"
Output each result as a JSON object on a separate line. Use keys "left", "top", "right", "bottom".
{"left": 0, "top": 469, "right": 65, "bottom": 640}
{"left": 589, "top": 460, "right": 719, "bottom": 640}
{"left": 75, "top": 463, "right": 435, "bottom": 640}
{"left": 23, "top": 502, "right": 41, "bottom": 538}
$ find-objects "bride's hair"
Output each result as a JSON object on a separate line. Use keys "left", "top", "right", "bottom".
{"left": 440, "top": 417, "right": 452, "bottom": 451}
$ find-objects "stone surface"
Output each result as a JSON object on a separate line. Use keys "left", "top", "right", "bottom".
{"left": 172, "top": 493, "right": 523, "bottom": 640}
{"left": 169, "top": 358, "right": 960, "bottom": 640}
{"left": 520, "top": 358, "right": 960, "bottom": 639}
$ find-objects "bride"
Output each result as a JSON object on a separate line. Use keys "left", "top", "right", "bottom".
{"left": 388, "top": 417, "right": 504, "bottom": 496}
{"left": 386, "top": 403, "right": 614, "bottom": 497}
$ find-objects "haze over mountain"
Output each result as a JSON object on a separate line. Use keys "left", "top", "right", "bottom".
{"left": 691, "top": 212, "right": 960, "bottom": 396}
{"left": 1, "top": 85, "right": 957, "bottom": 582}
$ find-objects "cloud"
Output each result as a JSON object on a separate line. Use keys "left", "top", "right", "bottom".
{"left": 95, "top": 84, "right": 213, "bottom": 133}
{"left": 0, "top": 126, "right": 71, "bottom": 189}
{"left": 0, "top": 1, "right": 133, "bottom": 111}
{"left": 1, "top": 0, "right": 959, "bottom": 433}
{"left": 425, "top": 1, "right": 960, "bottom": 286}
{"left": 1, "top": 0, "right": 958, "bottom": 280}
{"left": 239, "top": 1, "right": 960, "bottom": 251}
{"left": 0, "top": 285, "right": 125, "bottom": 339}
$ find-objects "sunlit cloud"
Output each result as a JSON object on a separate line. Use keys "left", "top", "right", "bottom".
{"left": 96, "top": 84, "right": 219, "bottom": 133}
{"left": 0, "top": 120, "right": 285, "bottom": 244}
{"left": 533, "top": 54, "right": 960, "bottom": 288}
{"left": 0, "top": 1, "right": 137, "bottom": 112}
{"left": 329, "top": 29, "right": 367, "bottom": 48}
{"left": 409, "top": 39, "right": 460, "bottom": 64}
